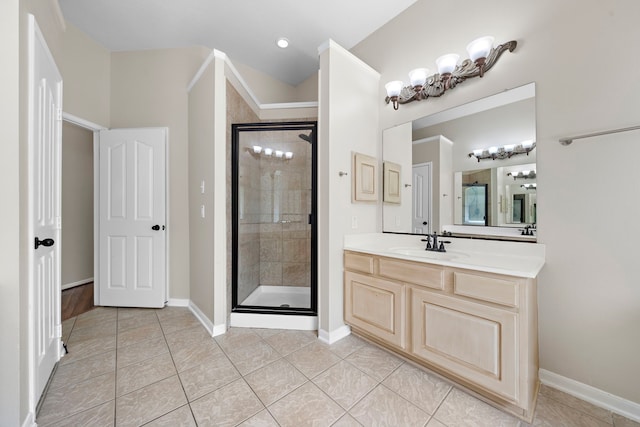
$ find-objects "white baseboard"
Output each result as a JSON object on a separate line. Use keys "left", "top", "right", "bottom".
{"left": 61, "top": 278, "right": 93, "bottom": 291}
{"left": 187, "top": 301, "right": 215, "bottom": 336}
{"left": 539, "top": 369, "right": 640, "bottom": 422}
{"left": 166, "top": 298, "right": 189, "bottom": 307}
{"left": 212, "top": 323, "right": 227, "bottom": 337}
{"left": 318, "top": 324, "right": 351, "bottom": 345}
{"left": 230, "top": 312, "right": 317, "bottom": 331}
{"left": 21, "top": 412, "right": 36, "bottom": 427}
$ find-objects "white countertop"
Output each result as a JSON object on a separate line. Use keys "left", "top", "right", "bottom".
{"left": 344, "top": 233, "right": 545, "bottom": 278}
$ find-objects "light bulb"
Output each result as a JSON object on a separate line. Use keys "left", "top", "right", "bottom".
{"left": 408, "top": 68, "right": 429, "bottom": 88}
{"left": 466, "top": 36, "right": 494, "bottom": 62}
{"left": 436, "top": 54, "right": 460, "bottom": 75}
{"left": 385, "top": 80, "right": 404, "bottom": 97}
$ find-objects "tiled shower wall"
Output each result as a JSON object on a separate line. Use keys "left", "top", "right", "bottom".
{"left": 236, "top": 128, "right": 312, "bottom": 304}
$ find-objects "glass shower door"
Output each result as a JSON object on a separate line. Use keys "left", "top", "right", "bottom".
{"left": 232, "top": 121, "right": 317, "bottom": 315}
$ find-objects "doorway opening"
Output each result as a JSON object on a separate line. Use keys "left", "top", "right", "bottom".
{"left": 231, "top": 121, "right": 317, "bottom": 316}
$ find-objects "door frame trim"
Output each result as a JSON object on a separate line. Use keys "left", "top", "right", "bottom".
{"left": 412, "top": 161, "right": 433, "bottom": 235}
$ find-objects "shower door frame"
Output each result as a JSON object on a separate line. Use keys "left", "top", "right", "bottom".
{"left": 231, "top": 121, "right": 318, "bottom": 316}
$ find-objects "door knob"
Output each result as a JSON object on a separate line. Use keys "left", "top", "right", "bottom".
{"left": 151, "top": 225, "right": 160, "bottom": 231}
{"left": 35, "top": 237, "right": 54, "bottom": 249}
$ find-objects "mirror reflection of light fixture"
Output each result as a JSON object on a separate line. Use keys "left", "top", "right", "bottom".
{"left": 384, "top": 37, "right": 517, "bottom": 110}
{"left": 285, "top": 151, "right": 293, "bottom": 159}
{"left": 252, "top": 145, "right": 262, "bottom": 154}
{"left": 264, "top": 148, "right": 273, "bottom": 156}
{"left": 468, "top": 141, "right": 536, "bottom": 162}
{"left": 508, "top": 170, "right": 537, "bottom": 180}
{"left": 521, "top": 183, "right": 537, "bottom": 190}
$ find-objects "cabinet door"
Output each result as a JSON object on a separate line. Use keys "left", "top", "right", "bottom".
{"left": 345, "top": 271, "right": 405, "bottom": 349}
{"left": 410, "top": 287, "right": 518, "bottom": 402}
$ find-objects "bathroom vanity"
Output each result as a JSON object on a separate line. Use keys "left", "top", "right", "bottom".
{"left": 343, "top": 233, "right": 545, "bottom": 422}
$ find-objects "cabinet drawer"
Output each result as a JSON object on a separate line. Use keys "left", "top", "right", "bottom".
{"left": 379, "top": 257, "right": 444, "bottom": 290}
{"left": 344, "top": 252, "right": 374, "bottom": 274}
{"left": 454, "top": 272, "right": 519, "bottom": 307}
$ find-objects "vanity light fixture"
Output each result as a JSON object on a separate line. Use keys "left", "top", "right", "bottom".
{"left": 384, "top": 37, "right": 517, "bottom": 110}
{"left": 508, "top": 170, "right": 537, "bottom": 180}
{"left": 468, "top": 141, "right": 536, "bottom": 162}
{"left": 521, "top": 183, "right": 537, "bottom": 190}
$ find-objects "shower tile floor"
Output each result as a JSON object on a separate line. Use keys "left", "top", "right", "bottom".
{"left": 241, "top": 285, "right": 310, "bottom": 308}
{"left": 37, "top": 306, "right": 639, "bottom": 426}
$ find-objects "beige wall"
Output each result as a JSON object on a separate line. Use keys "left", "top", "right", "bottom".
{"left": 233, "top": 61, "right": 319, "bottom": 104}
{"left": 61, "top": 22, "right": 110, "bottom": 127}
{"left": 110, "top": 47, "right": 210, "bottom": 300}
{"left": 318, "top": 41, "right": 381, "bottom": 337}
{"left": 353, "top": 0, "right": 640, "bottom": 404}
{"left": 61, "top": 122, "right": 94, "bottom": 286}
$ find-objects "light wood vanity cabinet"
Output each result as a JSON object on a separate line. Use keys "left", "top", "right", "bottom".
{"left": 344, "top": 250, "right": 539, "bottom": 422}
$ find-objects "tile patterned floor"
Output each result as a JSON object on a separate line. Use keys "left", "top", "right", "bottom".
{"left": 37, "top": 306, "right": 640, "bottom": 427}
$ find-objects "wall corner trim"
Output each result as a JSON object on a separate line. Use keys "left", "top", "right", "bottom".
{"left": 21, "top": 411, "right": 36, "bottom": 427}
{"left": 539, "top": 369, "right": 640, "bottom": 422}
{"left": 318, "top": 324, "right": 351, "bottom": 345}
{"left": 186, "top": 300, "right": 214, "bottom": 335}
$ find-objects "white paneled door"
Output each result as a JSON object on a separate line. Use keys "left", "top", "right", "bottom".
{"left": 28, "top": 14, "right": 63, "bottom": 409}
{"left": 98, "top": 128, "right": 167, "bottom": 308}
{"left": 412, "top": 162, "right": 432, "bottom": 234}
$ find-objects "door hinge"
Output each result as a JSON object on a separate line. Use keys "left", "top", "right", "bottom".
{"left": 56, "top": 108, "right": 62, "bottom": 121}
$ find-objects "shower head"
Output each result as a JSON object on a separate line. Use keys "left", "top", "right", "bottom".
{"left": 298, "top": 129, "right": 314, "bottom": 143}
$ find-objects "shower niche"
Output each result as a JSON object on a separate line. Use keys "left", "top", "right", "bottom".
{"left": 232, "top": 121, "right": 317, "bottom": 316}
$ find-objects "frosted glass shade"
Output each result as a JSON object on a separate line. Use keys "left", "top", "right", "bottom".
{"left": 488, "top": 146, "right": 499, "bottom": 154}
{"left": 252, "top": 145, "right": 262, "bottom": 154}
{"left": 408, "top": 68, "right": 429, "bottom": 87}
{"left": 436, "top": 54, "right": 459, "bottom": 75}
{"left": 466, "top": 36, "right": 494, "bottom": 62}
{"left": 264, "top": 148, "right": 273, "bottom": 156}
{"left": 522, "top": 140, "right": 534, "bottom": 148}
{"left": 285, "top": 151, "right": 293, "bottom": 159}
{"left": 473, "top": 149, "right": 484, "bottom": 156}
{"left": 504, "top": 144, "right": 515, "bottom": 152}
{"left": 385, "top": 80, "right": 404, "bottom": 97}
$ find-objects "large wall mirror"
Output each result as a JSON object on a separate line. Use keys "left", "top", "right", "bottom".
{"left": 382, "top": 82, "right": 536, "bottom": 240}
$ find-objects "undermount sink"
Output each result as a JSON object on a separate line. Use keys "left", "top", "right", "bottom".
{"left": 387, "top": 247, "right": 468, "bottom": 261}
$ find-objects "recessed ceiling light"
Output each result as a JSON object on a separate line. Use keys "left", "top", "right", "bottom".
{"left": 276, "top": 37, "right": 289, "bottom": 49}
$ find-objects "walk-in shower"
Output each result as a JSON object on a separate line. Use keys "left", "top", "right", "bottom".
{"left": 231, "top": 122, "right": 317, "bottom": 318}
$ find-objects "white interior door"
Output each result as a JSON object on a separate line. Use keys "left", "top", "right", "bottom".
{"left": 98, "top": 128, "right": 167, "bottom": 308}
{"left": 28, "top": 14, "right": 63, "bottom": 408}
{"left": 412, "top": 162, "right": 432, "bottom": 234}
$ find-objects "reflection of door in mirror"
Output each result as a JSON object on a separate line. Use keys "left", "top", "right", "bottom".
{"left": 512, "top": 194, "right": 525, "bottom": 223}
{"left": 412, "top": 163, "right": 432, "bottom": 234}
{"left": 463, "top": 184, "right": 488, "bottom": 225}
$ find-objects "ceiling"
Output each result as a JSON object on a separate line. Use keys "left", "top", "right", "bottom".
{"left": 59, "top": 0, "right": 418, "bottom": 86}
